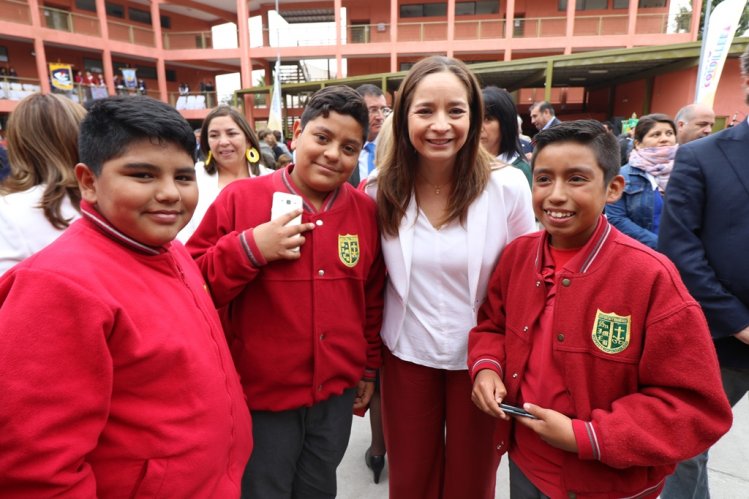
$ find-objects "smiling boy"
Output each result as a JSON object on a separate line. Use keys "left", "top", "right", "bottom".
{"left": 188, "top": 85, "right": 385, "bottom": 499}
{"left": 468, "top": 120, "right": 732, "bottom": 498}
{"left": 0, "top": 96, "right": 252, "bottom": 497}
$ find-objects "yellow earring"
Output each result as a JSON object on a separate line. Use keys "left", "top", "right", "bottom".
{"left": 246, "top": 148, "right": 260, "bottom": 163}
{"left": 205, "top": 150, "right": 212, "bottom": 166}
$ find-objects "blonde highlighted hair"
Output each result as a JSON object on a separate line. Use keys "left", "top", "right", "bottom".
{"left": 2, "top": 93, "right": 87, "bottom": 229}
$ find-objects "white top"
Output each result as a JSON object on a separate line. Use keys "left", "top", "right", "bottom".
{"left": 365, "top": 165, "right": 537, "bottom": 370}
{"left": 178, "top": 162, "right": 272, "bottom": 243}
{"left": 0, "top": 184, "right": 80, "bottom": 276}
{"left": 397, "top": 212, "right": 475, "bottom": 369}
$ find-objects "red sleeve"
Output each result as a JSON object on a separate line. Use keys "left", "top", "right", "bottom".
{"left": 362, "top": 231, "right": 385, "bottom": 372}
{"left": 187, "top": 192, "right": 264, "bottom": 308}
{"left": 0, "top": 270, "right": 113, "bottom": 497}
{"left": 467, "top": 252, "right": 508, "bottom": 382}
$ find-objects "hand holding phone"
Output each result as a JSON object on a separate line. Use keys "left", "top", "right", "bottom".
{"left": 499, "top": 403, "right": 538, "bottom": 419}
{"left": 271, "top": 192, "right": 304, "bottom": 253}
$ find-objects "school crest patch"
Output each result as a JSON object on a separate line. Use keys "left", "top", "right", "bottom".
{"left": 591, "top": 309, "right": 631, "bottom": 354}
{"left": 338, "top": 234, "right": 360, "bottom": 268}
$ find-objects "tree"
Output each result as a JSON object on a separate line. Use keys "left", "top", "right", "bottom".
{"left": 680, "top": 0, "right": 749, "bottom": 39}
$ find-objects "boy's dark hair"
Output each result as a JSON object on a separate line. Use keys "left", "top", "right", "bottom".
{"left": 532, "top": 119, "right": 621, "bottom": 184}
{"left": 79, "top": 96, "right": 195, "bottom": 175}
{"left": 356, "top": 83, "right": 384, "bottom": 99}
{"left": 300, "top": 86, "right": 369, "bottom": 143}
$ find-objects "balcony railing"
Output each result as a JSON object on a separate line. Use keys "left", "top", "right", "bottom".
{"left": 454, "top": 19, "right": 505, "bottom": 40}
{"left": 0, "top": 0, "right": 31, "bottom": 24}
{"left": 171, "top": 91, "right": 218, "bottom": 110}
{"left": 108, "top": 19, "right": 155, "bottom": 46}
{"left": 40, "top": 5, "right": 100, "bottom": 36}
{"left": 163, "top": 30, "right": 218, "bottom": 50}
{"left": 0, "top": 77, "right": 41, "bottom": 101}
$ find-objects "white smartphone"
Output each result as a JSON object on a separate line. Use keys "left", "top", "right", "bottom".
{"left": 271, "top": 192, "right": 304, "bottom": 252}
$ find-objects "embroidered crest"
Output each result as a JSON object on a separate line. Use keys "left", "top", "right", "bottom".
{"left": 338, "top": 234, "right": 360, "bottom": 268}
{"left": 591, "top": 309, "right": 631, "bottom": 354}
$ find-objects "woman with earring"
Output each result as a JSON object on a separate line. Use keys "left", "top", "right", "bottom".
{"left": 365, "top": 56, "right": 535, "bottom": 499}
{"left": 178, "top": 105, "right": 272, "bottom": 242}
{"left": 605, "top": 113, "right": 677, "bottom": 249}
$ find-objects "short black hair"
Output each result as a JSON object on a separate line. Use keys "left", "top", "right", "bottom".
{"left": 482, "top": 86, "right": 523, "bottom": 157}
{"left": 529, "top": 101, "right": 555, "bottom": 116}
{"left": 300, "top": 85, "right": 369, "bottom": 143}
{"left": 79, "top": 95, "right": 195, "bottom": 175}
{"left": 532, "top": 119, "right": 620, "bottom": 184}
{"left": 356, "top": 83, "right": 384, "bottom": 99}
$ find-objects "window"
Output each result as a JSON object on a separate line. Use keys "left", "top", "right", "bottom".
{"left": 456, "top": 3, "right": 475, "bottom": 15}
{"left": 160, "top": 15, "right": 171, "bottom": 29}
{"left": 400, "top": 3, "right": 447, "bottom": 18}
{"left": 75, "top": 0, "right": 96, "bottom": 13}
{"left": 456, "top": 1, "right": 499, "bottom": 15}
{"left": 105, "top": 2, "right": 124, "bottom": 18}
{"left": 613, "top": 0, "right": 666, "bottom": 8}
{"left": 129, "top": 7, "right": 151, "bottom": 25}
{"left": 559, "top": 0, "right": 608, "bottom": 10}
{"left": 0, "top": 46, "right": 8, "bottom": 63}
{"left": 84, "top": 57, "right": 103, "bottom": 73}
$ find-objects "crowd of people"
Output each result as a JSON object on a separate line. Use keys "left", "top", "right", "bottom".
{"left": 0, "top": 47, "right": 747, "bottom": 499}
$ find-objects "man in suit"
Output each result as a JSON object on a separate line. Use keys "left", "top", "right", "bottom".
{"left": 529, "top": 101, "right": 560, "bottom": 132}
{"left": 658, "top": 46, "right": 749, "bottom": 499}
{"left": 349, "top": 84, "right": 389, "bottom": 186}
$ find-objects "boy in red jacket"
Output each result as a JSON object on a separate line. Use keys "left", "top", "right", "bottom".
{"left": 188, "top": 85, "right": 385, "bottom": 499}
{"left": 0, "top": 96, "right": 252, "bottom": 497}
{"left": 468, "top": 120, "right": 732, "bottom": 498}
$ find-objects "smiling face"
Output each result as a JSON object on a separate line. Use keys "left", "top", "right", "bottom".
{"left": 76, "top": 139, "right": 198, "bottom": 247}
{"left": 291, "top": 111, "right": 364, "bottom": 206}
{"left": 636, "top": 121, "right": 676, "bottom": 149}
{"left": 480, "top": 116, "right": 501, "bottom": 156}
{"left": 407, "top": 71, "right": 470, "bottom": 172}
{"left": 533, "top": 141, "right": 623, "bottom": 249}
{"left": 207, "top": 115, "right": 248, "bottom": 169}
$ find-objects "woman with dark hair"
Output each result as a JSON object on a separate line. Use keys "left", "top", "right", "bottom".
{"left": 0, "top": 93, "right": 86, "bottom": 274}
{"left": 481, "top": 86, "right": 532, "bottom": 186}
{"left": 606, "top": 113, "right": 677, "bottom": 249}
{"left": 365, "top": 56, "right": 535, "bottom": 499}
{"left": 178, "top": 105, "right": 271, "bottom": 241}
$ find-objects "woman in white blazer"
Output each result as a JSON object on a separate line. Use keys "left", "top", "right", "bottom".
{"left": 365, "top": 56, "right": 535, "bottom": 499}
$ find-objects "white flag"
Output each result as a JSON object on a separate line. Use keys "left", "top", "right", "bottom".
{"left": 267, "top": 59, "right": 283, "bottom": 136}
{"left": 696, "top": 0, "right": 748, "bottom": 106}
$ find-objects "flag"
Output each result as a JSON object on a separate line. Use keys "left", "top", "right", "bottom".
{"left": 267, "top": 59, "right": 284, "bottom": 136}
{"left": 49, "top": 63, "right": 73, "bottom": 91}
{"left": 696, "top": 0, "right": 748, "bottom": 106}
{"left": 121, "top": 68, "right": 138, "bottom": 89}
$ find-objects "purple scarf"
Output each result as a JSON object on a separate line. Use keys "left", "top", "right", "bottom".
{"left": 629, "top": 145, "right": 677, "bottom": 192}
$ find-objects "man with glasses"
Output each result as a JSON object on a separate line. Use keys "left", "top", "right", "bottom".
{"left": 349, "top": 84, "right": 390, "bottom": 186}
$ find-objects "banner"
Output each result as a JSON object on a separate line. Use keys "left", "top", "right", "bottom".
{"left": 696, "top": 0, "right": 748, "bottom": 106}
{"left": 49, "top": 63, "right": 73, "bottom": 91}
{"left": 121, "top": 68, "right": 138, "bottom": 89}
{"left": 267, "top": 59, "right": 284, "bottom": 135}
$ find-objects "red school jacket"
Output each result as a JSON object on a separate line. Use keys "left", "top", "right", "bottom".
{"left": 468, "top": 216, "right": 732, "bottom": 498}
{"left": 0, "top": 203, "right": 252, "bottom": 498}
{"left": 188, "top": 166, "right": 385, "bottom": 412}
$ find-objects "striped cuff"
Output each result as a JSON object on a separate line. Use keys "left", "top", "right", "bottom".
{"left": 573, "top": 419, "right": 601, "bottom": 461}
{"left": 362, "top": 368, "right": 377, "bottom": 383}
{"left": 239, "top": 229, "right": 267, "bottom": 268}
{"left": 470, "top": 358, "right": 504, "bottom": 381}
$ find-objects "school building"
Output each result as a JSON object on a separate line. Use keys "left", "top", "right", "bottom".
{"left": 0, "top": 0, "right": 747, "bottom": 134}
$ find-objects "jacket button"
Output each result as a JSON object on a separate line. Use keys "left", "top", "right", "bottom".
{"left": 317, "top": 384, "right": 323, "bottom": 391}
{"left": 319, "top": 334, "right": 325, "bottom": 340}
{"left": 535, "top": 281, "right": 541, "bottom": 287}
{"left": 318, "top": 269, "right": 325, "bottom": 277}
{"left": 315, "top": 219, "right": 324, "bottom": 226}
{"left": 496, "top": 441, "right": 504, "bottom": 450}
{"left": 512, "top": 372, "right": 518, "bottom": 378}
{"left": 557, "top": 333, "right": 565, "bottom": 342}
{"left": 523, "top": 326, "right": 529, "bottom": 332}
{"left": 561, "top": 278, "right": 571, "bottom": 287}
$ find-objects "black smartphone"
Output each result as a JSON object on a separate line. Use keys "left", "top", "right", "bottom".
{"left": 499, "top": 403, "right": 538, "bottom": 419}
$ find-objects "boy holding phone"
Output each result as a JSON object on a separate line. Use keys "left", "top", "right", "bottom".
{"left": 188, "top": 85, "right": 385, "bottom": 499}
{"left": 468, "top": 120, "right": 732, "bottom": 498}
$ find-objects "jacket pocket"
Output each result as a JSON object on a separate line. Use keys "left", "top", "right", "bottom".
{"left": 130, "top": 459, "right": 168, "bottom": 499}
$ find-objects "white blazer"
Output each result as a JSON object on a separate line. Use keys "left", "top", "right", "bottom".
{"left": 366, "top": 165, "right": 536, "bottom": 356}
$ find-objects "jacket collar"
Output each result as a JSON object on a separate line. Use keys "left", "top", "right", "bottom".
{"left": 80, "top": 201, "right": 167, "bottom": 256}
{"left": 535, "top": 214, "right": 612, "bottom": 274}
{"left": 279, "top": 165, "right": 342, "bottom": 214}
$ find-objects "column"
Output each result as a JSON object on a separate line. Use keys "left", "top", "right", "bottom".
{"left": 446, "top": 0, "right": 455, "bottom": 58}
{"left": 150, "top": 0, "right": 167, "bottom": 102}
{"left": 334, "top": 0, "right": 342, "bottom": 78}
{"left": 390, "top": 0, "right": 398, "bottom": 72}
{"left": 504, "top": 0, "right": 516, "bottom": 61}
{"left": 27, "top": 0, "right": 51, "bottom": 93}
{"left": 565, "top": 0, "right": 577, "bottom": 55}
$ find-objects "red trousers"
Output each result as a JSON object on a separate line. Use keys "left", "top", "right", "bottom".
{"left": 381, "top": 348, "right": 501, "bottom": 499}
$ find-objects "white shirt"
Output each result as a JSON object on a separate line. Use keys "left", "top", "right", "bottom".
{"left": 397, "top": 212, "right": 475, "bottom": 369}
{"left": 0, "top": 185, "right": 80, "bottom": 275}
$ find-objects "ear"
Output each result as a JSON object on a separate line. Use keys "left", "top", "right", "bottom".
{"left": 75, "top": 163, "right": 98, "bottom": 204}
{"left": 293, "top": 125, "right": 303, "bottom": 141}
{"left": 606, "top": 175, "right": 625, "bottom": 204}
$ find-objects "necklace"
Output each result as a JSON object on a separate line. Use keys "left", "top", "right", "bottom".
{"left": 419, "top": 173, "right": 451, "bottom": 195}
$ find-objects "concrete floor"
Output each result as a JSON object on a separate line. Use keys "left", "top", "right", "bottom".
{"left": 337, "top": 396, "right": 749, "bottom": 498}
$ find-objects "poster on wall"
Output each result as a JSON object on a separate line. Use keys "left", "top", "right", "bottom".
{"left": 49, "top": 63, "right": 74, "bottom": 91}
